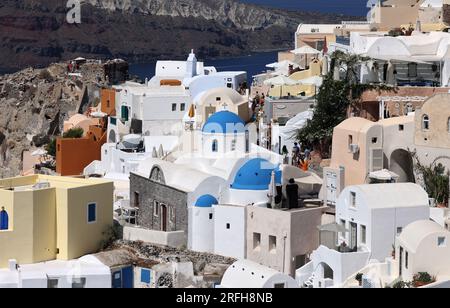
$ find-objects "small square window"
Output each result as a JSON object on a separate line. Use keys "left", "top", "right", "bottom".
{"left": 87, "top": 203, "right": 97, "bottom": 223}
{"left": 172, "top": 104, "right": 177, "bottom": 112}
{"left": 350, "top": 192, "right": 356, "bottom": 208}
{"left": 226, "top": 223, "right": 230, "bottom": 229}
{"left": 216, "top": 97, "right": 221, "bottom": 101}
{"left": 269, "top": 235, "right": 277, "bottom": 253}
{"left": 209, "top": 213, "right": 213, "bottom": 220}
{"left": 438, "top": 236, "right": 446, "bottom": 247}
{"left": 360, "top": 225, "right": 367, "bottom": 244}
{"left": 141, "top": 269, "right": 151, "bottom": 284}
{"left": 253, "top": 233, "right": 261, "bottom": 250}
{"left": 371, "top": 137, "right": 377, "bottom": 144}
{"left": 274, "top": 283, "right": 285, "bottom": 288}
{"left": 72, "top": 278, "right": 86, "bottom": 289}
{"left": 399, "top": 125, "right": 404, "bottom": 131}
{"left": 180, "top": 103, "right": 186, "bottom": 112}
{"left": 397, "top": 227, "right": 403, "bottom": 235}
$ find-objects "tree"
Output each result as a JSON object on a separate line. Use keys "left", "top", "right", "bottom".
{"left": 296, "top": 51, "right": 392, "bottom": 157}
{"left": 412, "top": 152, "right": 450, "bottom": 206}
{"left": 45, "top": 138, "right": 56, "bottom": 157}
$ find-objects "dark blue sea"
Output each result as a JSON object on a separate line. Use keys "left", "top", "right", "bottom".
{"left": 129, "top": 51, "right": 279, "bottom": 83}
{"left": 240, "top": 0, "right": 370, "bottom": 16}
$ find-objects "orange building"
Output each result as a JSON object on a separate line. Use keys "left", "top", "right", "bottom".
{"left": 56, "top": 88, "right": 117, "bottom": 176}
{"left": 56, "top": 120, "right": 107, "bottom": 176}
{"left": 101, "top": 88, "right": 116, "bottom": 116}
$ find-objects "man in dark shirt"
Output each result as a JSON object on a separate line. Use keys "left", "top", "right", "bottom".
{"left": 286, "top": 178, "right": 299, "bottom": 209}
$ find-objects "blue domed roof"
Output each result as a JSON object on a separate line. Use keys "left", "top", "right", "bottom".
{"left": 195, "top": 194, "right": 219, "bottom": 208}
{"left": 231, "top": 158, "right": 282, "bottom": 191}
{"left": 202, "top": 111, "right": 246, "bottom": 134}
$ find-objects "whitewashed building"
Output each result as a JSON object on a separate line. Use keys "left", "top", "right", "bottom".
{"left": 296, "top": 183, "right": 430, "bottom": 288}
{"left": 220, "top": 260, "right": 298, "bottom": 288}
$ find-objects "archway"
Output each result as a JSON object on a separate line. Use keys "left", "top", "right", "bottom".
{"left": 390, "top": 149, "right": 415, "bottom": 183}
{"left": 109, "top": 130, "right": 117, "bottom": 144}
{"left": 317, "top": 262, "right": 334, "bottom": 281}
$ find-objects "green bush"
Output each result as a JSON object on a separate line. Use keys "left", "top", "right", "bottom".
{"left": 63, "top": 127, "right": 84, "bottom": 139}
{"left": 45, "top": 138, "right": 56, "bottom": 157}
{"left": 413, "top": 272, "right": 435, "bottom": 287}
{"left": 392, "top": 280, "right": 411, "bottom": 288}
{"left": 412, "top": 152, "right": 450, "bottom": 205}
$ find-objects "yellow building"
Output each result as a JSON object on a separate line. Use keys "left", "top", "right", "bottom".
{"left": 268, "top": 59, "right": 321, "bottom": 98}
{"left": 0, "top": 175, "right": 113, "bottom": 268}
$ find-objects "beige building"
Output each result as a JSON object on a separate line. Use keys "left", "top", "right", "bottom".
{"left": 328, "top": 117, "right": 384, "bottom": 188}
{"left": 369, "top": 0, "right": 450, "bottom": 31}
{"left": 369, "top": 0, "right": 420, "bottom": 31}
{"left": 246, "top": 206, "right": 326, "bottom": 277}
{"left": 0, "top": 175, "right": 113, "bottom": 268}
{"left": 324, "top": 93, "right": 450, "bottom": 205}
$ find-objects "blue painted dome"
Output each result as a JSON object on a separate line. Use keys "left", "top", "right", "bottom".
{"left": 202, "top": 111, "right": 246, "bottom": 134}
{"left": 195, "top": 194, "right": 219, "bottom": 208}
{"left": 231, "top": 158, "right": 282, "bottom": 191}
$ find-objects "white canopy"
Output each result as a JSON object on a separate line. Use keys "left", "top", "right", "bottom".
{"left": 291, "top": 46, "right": 321, "bottom": 55}
{"left": 90, "top": 111, "right": 108, "bottom": 118}
{"left": 266, "top": 60, "right": 303, "bottom": 69}
{"left": 298, "top": 76, "right": 323, "bottom": 87}
{"left": 263, "top": 75, "right": 300, "bottom": 86}
{"left": 368, "top": 169, "right": 399, "bottom": 181}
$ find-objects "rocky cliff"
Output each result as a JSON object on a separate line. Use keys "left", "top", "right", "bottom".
{"left": 0, "top": 60, "right": 127, "bottom": 177}
{"left": 0, "top": 0, "right": 356, "bottom": 73}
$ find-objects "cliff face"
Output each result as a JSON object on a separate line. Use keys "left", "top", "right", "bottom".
{"left": 0, "top": 60, "right": 127, "bottom": 177}
{"left": 83, "top": 0, "right": 302, "bottom": 30}
{"left": 0, "top": 0, "right": 355, "bottom": 73}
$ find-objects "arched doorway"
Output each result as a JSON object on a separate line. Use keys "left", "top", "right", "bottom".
{"left": 109, "top": 130, "right": 116, "bottom": 144}
{"left": 316, "top": 262, "right": 334, "bottom": 281}
{"left": 390, "top": 149, "right": 415, "bottom": 183}
{"left": 0, "top": 208, "right": 9, "bottom": 230}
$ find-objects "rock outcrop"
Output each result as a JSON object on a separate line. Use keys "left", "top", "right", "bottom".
{"left": 0, "top": 59, "right": 128, "bottom": 177}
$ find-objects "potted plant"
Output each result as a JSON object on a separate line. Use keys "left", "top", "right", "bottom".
{"left": 355, "top": 273, "right": 364, "bottom": 286}
{"left": 412, "top": 272, "right": 436, "bottom": 288}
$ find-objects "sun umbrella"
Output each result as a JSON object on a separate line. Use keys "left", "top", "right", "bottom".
{"left": 264, "top": 75, "right": 300, "bottom": 86}
{"left": 386, "top": 61, "right": 396, "bottom": 85}
{"left": 90, "top": 111, "right": 108, "bottom": 118}
{"left": 291, "top": 46, "right": 321, "bottom": 69}
{"left": 188, "top": 104, "right": 195, "bottom": 118}
{"left": 158, "top": 144, "right": 165, "bottom": 158}
{"left": 322, "top": 56, "right": 329, "bottom": 76}
{"left": 298, "top": 76, "right": 323, "bottom": 87}
{"left": 264, "top": 75, "right": 301, "bottom": 98}
{"left": 31, "top": 149, "right": 48, "bottom": 157}
{"left": 266, "top": 60, "right": 303, "bottom": 69}
{"left": 290, "top": 46, "right": 321, "bottom": 55}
